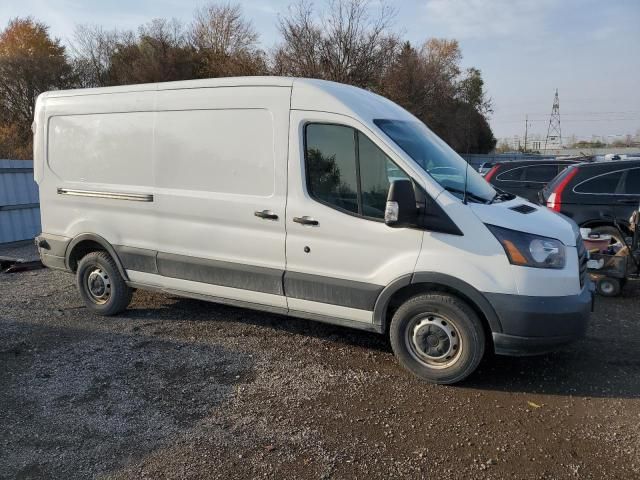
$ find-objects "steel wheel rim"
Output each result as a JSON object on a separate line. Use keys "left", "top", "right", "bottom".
{"left": 405, "top": 313, "right": 462, "bottom": 369}
{"left": 600, "top": 280, "right": 615, "bottom": 295}
{"left": 86, "top": 267, "right": 111, "bottom": 304}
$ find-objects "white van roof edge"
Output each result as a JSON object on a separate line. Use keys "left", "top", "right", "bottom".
{"left": 40, "top": 76, "right": 297, "bottom": 98}
{"left": 39, "top": 76, "right": 416, "bottom": 126}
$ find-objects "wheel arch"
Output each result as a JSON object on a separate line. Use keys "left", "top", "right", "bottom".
{"left": 580, "top": 219, "right": 630, "bottom": 235}
{"left": 65, "top": 233, "right": 129, "bottom": 280}
{"left": 373, "top": 272, "right": 503, "bottom": 337}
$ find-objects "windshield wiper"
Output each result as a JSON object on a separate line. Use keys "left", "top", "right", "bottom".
{"left": 488, "top": 188, "right": 515, "bottom": 204}
{"left": 444, "top": 186, "right": 489, "bottom": 204}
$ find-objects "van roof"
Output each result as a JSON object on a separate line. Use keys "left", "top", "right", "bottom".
{"left": 40, "top": 76, "right": 295, "bottom": 97}
{"left": 38, "top": 76, "right": 415, "bottom": 125}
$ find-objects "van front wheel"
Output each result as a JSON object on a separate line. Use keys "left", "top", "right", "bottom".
{"left": 389, "top": 293, "right": 485, "bottom": 384}
{"left": 76, "top": 251, "right": 132, "bottom": 316}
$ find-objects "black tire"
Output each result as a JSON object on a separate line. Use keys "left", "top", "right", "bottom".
{"left": 596, "top": 276, "right": 621, "bottom": 297}
{"left": 590, "top": 226, "right": 627, "bottom": 248}
{"left": 76, "top": 251, "right": 132, "bottom": 315}
{"left": 389, "top": 293, "right": 485, "bottom": 385}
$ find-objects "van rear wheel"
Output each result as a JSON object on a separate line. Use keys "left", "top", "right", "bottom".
{"left": 389, "top": 293, "right": 485, "bottom": 384}
{"left": 76, "top": 251, "right": 132, "bottom": 315}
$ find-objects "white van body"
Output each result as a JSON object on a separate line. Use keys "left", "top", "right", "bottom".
{"left": 34, "top": 77, "right": 592, "bottom": 383}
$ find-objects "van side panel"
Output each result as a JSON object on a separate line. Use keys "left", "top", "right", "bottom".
{"left": 154, "top": 109, "right": 274, "bottom": 196}
{"left": 39, "top": 91, "right": 157, "bottom": 253}
{"left": 39, "top": 86, "right": 290, "bottom": 312}
{"left": 48, "top": 113, "right": 153, "bottom": 186}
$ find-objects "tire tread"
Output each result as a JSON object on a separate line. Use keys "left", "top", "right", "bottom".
{"left": 389, "top": 292, "right": 485, "bottom": 384}
{"left": 77, "top": 251, "right": 132, "bottom": 316}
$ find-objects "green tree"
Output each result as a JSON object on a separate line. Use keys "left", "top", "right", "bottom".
{"left": 0, "top": 17, "right": 72, "bottom": 158}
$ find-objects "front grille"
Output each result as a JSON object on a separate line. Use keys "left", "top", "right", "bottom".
{"left": 576, "top": 235, "right": 588, "bottom": 288}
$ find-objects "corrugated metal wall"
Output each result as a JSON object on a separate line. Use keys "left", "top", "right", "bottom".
{"left": 0, "top": 160, "right": 41, "bottom": 244}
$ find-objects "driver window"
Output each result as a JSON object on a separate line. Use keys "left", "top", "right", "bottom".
{"left": 305, "top": 124, "right": 359, "bottom": 214}
{"left": 305, "top": 123, "right": 408, "bottom": 219}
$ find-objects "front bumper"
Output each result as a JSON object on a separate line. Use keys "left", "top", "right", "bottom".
{"left": 486, "top": 282, "right": 594, "bottom": 356}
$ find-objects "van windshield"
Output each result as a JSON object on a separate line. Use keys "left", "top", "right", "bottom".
{"left": 374, "top": 119, "right": 496, "bottom": 203}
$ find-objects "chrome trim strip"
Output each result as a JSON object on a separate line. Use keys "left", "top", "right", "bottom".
{"left": 572, "top": 167, "right": 638, "bottom": 196}
{"left": 57, "top": 188, "right": 153, "bottom": 202}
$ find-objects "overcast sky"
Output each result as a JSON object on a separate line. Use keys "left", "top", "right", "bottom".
{"left": 1, "top": 0, "right": 639, "bottom": 141}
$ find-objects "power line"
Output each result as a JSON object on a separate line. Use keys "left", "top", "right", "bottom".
{"left": 493, "top": 111, "right": 640, "bottom": 119}
{"left": 493, "top": 117, "right": 640, "bottom": 124}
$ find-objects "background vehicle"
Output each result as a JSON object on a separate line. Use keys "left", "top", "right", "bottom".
{"left": 539, "top": 159, "right": 640, "bottom": 244}
{"left": 478, "top": 161, "right": 495, "bottom": 176}
{"left": 484, "top": 159, "right": 579, "bottom": 202}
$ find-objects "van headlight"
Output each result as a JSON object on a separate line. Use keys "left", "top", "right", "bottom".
{"left": 486, "top": 225, "right": 566, "bottom": 269}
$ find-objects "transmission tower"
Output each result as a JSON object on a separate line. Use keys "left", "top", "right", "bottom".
{"left": 544, "top": 89, "right": 562, "bottom": 151}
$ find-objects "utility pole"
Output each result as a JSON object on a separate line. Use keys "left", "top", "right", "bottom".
{"left": 544, "top": 89, "right": 562, "bottom": 152}
{"left": 523, "top": 115, "right": 529, "bottom": 153}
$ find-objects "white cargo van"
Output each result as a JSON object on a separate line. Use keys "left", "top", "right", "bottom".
{"left": 33, "top": 77, "right": 592, "bottom": 384}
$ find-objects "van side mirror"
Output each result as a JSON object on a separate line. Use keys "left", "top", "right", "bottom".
{"left": 385, "top": 179, "right": 418, "bottom": 227}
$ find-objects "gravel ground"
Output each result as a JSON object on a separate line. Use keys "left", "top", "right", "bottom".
{"left": 1, "top": 251, "right": 639, "bottom": 479}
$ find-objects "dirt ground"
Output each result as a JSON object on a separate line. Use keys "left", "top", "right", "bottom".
{"left": 1, "top": 257, "right": 639, "bottom": 479}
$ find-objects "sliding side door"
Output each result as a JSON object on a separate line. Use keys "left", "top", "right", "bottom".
{"left": 126, "top": 86, "right": 290, "bottom": 310}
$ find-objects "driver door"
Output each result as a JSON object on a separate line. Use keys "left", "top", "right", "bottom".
{"left": 284, "top": 111, "right": 423, "bottom": 323}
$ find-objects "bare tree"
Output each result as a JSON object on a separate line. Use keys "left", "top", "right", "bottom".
{"left": 272, "top": 1, "right": 323, "bottom": 78}
{"left": 274, "top": 0, "right": 398, "bottom": 89}
{"left": 70, "top": 25, "right": 123, "bottom": 87}
{"left": 191, "top": 3, "right": 258, "bottom": 54}
{"left": 190, "top": 3, "right": 266, "bottom": 77}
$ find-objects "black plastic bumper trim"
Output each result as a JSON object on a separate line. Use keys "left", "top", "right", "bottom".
{"left": 492, "top": 332, "right": 583, "bottom": 356}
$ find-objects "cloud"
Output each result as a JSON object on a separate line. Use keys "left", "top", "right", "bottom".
{"left": 423, "top": 0, "right": 555, "bottom": 39}
{"left": 243, "top": 2, "right": 279, "bottom": 15}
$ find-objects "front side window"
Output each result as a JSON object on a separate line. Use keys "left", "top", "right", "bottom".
{"left": 305, "top": 124, "right": 407, "bottom": 219}
{"left": 305, "top": 124, "right": 359, "bottom": 214}
{"left": 496, "top": 167, "right": 524, "bottom": 181}
{"left": 574, "top": 170, "right": 623, "bottom": 194}
{"left": 523, "top": 165, "right": 559, "bottom": 183}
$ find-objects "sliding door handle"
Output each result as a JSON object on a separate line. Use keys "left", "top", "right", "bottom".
{"left": 254, "top": 210, "right": 279, "bottom": 220}
{"left": 293, "top": 216, "right": 319, "bottom": 226}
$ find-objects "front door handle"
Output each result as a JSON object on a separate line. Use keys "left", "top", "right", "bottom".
{"left": 254, "top": 210, "right": 279, "bottom": 220}
{"left": 293, "top": 216, "right": 319, "bottom": 226}
{"left": 616, "top": 198, "right": 639, "bottom": 205}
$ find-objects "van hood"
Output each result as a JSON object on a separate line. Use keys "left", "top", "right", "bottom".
{"left": 469, "top": 198, "right": 579, "bottom": 247}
